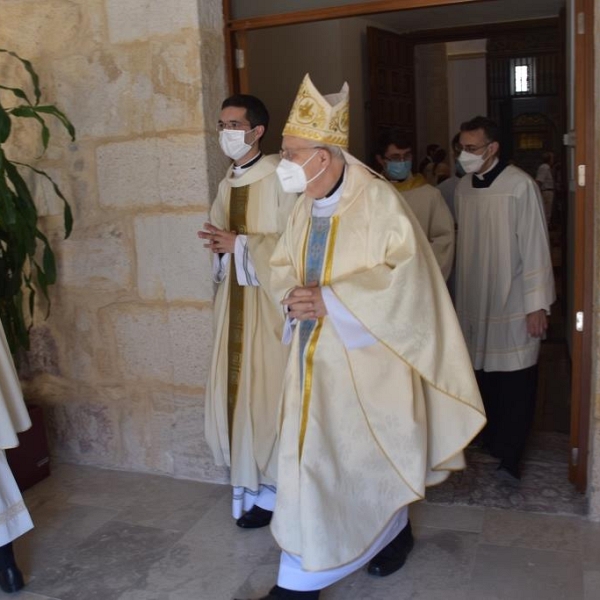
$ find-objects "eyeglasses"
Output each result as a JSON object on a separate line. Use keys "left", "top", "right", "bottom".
{"left": 457, "top": 142, "right": 490, "bottom": 154}
{"left": 216, "top": 120, "right": 252, "bottom": 132}
{"left": 279, "top": 147, "right": 322, "bottom": 161}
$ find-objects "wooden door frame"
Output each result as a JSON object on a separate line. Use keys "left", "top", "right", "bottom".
{"left": 569, "top": 0, "right": 594, "bottom": 491}
{"left": 223, "top": 1, "right": 489, "bottom": 94}
{"left": 221, "top": 0, "right": 595, "bottom": 493}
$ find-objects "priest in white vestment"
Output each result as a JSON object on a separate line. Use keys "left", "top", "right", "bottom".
{"left": 235, "top": 75, "right": 486, "bottom": 600}
{"left": 375, "top": 129, "right": 455, "bottom": 280}
{"left": 0, "top": 322, "right": 34, "bottom": 593}
{"left": 455, "top": 115, "right": 556, "bottom": 481}
{"left": 199, "top": 95, "right": 298, "bottom": 529}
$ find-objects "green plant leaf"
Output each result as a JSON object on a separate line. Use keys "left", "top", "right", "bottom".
{"left": 36, "top": 230, "right": 56, "bottom": 284}
{"left": 15, "top": 162, "right": 73, "bottom": 238}
{"left": 0, "top": 84, "right": 31, "bottom": 105}
{"left": 35, "top": 105, "right": 76, "bottom": 141}
{"left": 10, "top": 105, "right": 50, "bottom": 153}
{"left": 0, "top": 102, "right": 12, "bottom": 144}
{"left": 0, "top": 49, "right": 41, "bottom": 105}
{"left": 33, "top": 259, "right": 51, "bottom": 318}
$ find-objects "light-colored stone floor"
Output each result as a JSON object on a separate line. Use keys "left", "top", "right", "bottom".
{"left": 3, "top": 463, "right": 599, "bottom": 600}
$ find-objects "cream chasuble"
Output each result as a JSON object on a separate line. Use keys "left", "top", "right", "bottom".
{"left": 0, "top": 325, "right": 30, "bottom": 451}
{"left": 455, "top": 164, "right": 556, "bottom": 372}
{"left": 391, "top": 176, "right": 455, "bottom": 280}
{"left": 269, "top": 164, "right": 486, "bottom": 572}
{"left": 204, "top": 154, "right": 298, "bottom": 508}
{"left": 0, "top": 323, "right": 34, "bottom": 545}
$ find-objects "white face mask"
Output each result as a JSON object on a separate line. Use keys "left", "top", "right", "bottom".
{"left": 458, "top": 145, "right": 489, "bottom": 174}
{"left": 276, "top": 150, "right": 325, "bottom": 193}
{"left": 219, "top": 128, "right": 255, "bottom": 161}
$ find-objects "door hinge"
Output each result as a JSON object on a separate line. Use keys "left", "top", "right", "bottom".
{"left": 235, "top": 48, "right": 245, "bottom": 69}
{"left": 563, "top": 131, "right": 576, "bottom": 146}
{"left": 576, "top": 311, "right": 584, "bottom": 332}
{"left": 577, "top": 12, "right": 585, "bottom": 35}
{"left": 578, "top": 165, "right": 586, "bottom": 187}
{"left": 571, "top": 447, "right": 579, "bottom": 466}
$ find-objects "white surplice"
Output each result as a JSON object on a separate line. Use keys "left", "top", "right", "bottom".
{"left": 455, "top": 164, "right": 556, "bottom": 372}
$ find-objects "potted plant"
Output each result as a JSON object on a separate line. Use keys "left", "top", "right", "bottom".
{"left": 0, "top": 48, "right": 75, "bottom": 356}
{"left": 1, "top": 48, "right": 75, "bottom": 490}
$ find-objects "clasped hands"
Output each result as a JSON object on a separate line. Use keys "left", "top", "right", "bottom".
{"left": 197, "top": 222, "right": 236, "bottom": 254}
{"left": 283, "top": 283, "right": 327, "bottom": 321}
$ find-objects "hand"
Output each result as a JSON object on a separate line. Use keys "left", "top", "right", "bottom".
{"left": 282, "top": 283, "right": 327, "bottom": 321}
{"left": 197, "top": 222, "right": 237, "bottom": 254}
{"left": 526, "top": 309, "right": 548, "bottom": 338}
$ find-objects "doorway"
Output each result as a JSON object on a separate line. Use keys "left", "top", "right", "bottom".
{"left": 222, "top": 0, "right": 594, "bottom": 500}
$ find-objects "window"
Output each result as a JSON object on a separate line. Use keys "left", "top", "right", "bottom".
{"left": 511, "top": 57, "right": 536, "bottom": 95}
{"left": 515, "top": 65, "right": 529, "bottom": 92}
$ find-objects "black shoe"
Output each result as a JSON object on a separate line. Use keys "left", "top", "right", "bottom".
{"left": 0, "top": 564, "right": 25, "bottom": 593}
{"left": 367, "top": 520, "right": 414, "bottom": 577}
{"left": 235, "top": 585, "right": 320, "bottom": 599}
{"left": 496, "top": 461, "right": 521, "bottom": 481}
{"left": 236, "top": 505, "right": 273, "bottom": 529}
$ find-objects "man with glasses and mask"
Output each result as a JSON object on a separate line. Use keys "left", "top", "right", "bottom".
{"left": 375, "top": 129, "right": 455, "bottom": 280}
{"left": 454, "top": 115, "right": 555, "bottom": 481}
{"left": 198, "top": 95, "right": 297, "bottom": 530}
{"left": 235, "top": 74, "right": 485, "bottom": 600}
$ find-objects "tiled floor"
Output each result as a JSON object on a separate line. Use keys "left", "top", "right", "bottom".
{"left": 3, "top": 462, "right": 599, "bottom": 600}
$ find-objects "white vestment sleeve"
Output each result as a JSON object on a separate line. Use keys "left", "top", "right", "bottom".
{"left": 282, "top": 316, "right": 296, "bottom": 346}
{"left": 233, "top": 234, "right": 260, "bottom": 287}
{"left": 322, "top": 287, "right": 377, "bottom": 350}
{"left": 212, "top": 253, "right": 229, "bottom": 283}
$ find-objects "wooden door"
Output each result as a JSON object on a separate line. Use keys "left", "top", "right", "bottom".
{"left": 367, "top": 26, "right": 415, "bottom": 159}
{"left": 568, "top": 0, "right": 594, "bottom": 491}
{"left": 224, "top": 0, "right": 595, "bottom": 493}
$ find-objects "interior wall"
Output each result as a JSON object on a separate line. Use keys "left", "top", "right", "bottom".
{"left": 246, "top": 21, "right": 344, "bottom": 157}
{"left": 447, "top": 49, "right": 487, "bottom": 138}
{"left": 415, "top": 43, "right": 449, "bottom": 164}
{"left": 246, "top": 16, "right": 398, "bottom": 163}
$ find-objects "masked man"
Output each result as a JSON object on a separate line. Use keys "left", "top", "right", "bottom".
{"left": 199, "top": 95, "right": 297, "bottom": 529}
{"left": 0, "top": 323, "right": 34, "bottom": 594}
{"left": 376, "top": 129, "right": 455, "bottom": 280}
{"left": 236, "top": 75, "right": 486, "bottom": 600}
{"left": 455, "top": 115, "right": 555, "bottom": 480}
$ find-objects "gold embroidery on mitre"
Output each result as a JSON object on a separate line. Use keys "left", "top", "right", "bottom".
{"left": 283, "top": 74, "right": 349, "bottom": 148}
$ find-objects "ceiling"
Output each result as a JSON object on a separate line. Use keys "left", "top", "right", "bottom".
{"left": 232, "top": 1, "right": 565, "bottom": 31}
{"left": 367, "top": 0, "right": 565, "bottom": 33}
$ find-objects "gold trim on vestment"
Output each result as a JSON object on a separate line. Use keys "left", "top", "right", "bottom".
{"left": 227, "top": 185, "right": 249, "bottom": 446}
{"left": 298, "top": 216, "right": 339, "bottom": 458}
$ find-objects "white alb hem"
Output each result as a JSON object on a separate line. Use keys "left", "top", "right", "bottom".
{"left": 277, "top": 506, "right": 409, "bottom": 591}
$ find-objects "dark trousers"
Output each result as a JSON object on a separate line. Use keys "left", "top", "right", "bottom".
{"left": 0, "top": 543, "right": 15, "bottom": 569}
{"left": 475, "top": 365, "right": 538, "bottom": 467}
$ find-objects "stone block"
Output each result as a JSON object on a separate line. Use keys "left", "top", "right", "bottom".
{"left": 168, "top": 307, "right": 213, "bottom": 388}
{"left": 24, "top": 375, "right": 123, "bottom": 466}
{"left": 52, "top": 42, "right": 203, "bottom": 140}
{"left": 172, "top": 391, "right": 228, "bottom": 482}
{"left": 197, "top": 0, "right": 225, "bottom": 30}
{"left": 149, "top": 37, "right": 203, "bottom": 132}
{"left": 105, "top": 305, "right": 213, "bottom": 388}
{"left": 134, "top": 212, "right": 214, "bottom": 302}
{"left": 58, "top": 222, "right": 133, "bottom": 291}
{"left": 105, "top": 0, "right": 200, "bottom": 44}
{"left": 96, "top": 135, "right": 211, "bottom": 209}
{"left": 0, "top": 0, "right": 99, "bottom": 57}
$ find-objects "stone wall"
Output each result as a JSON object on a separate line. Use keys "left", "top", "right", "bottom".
{"left": 588, "top": 5, "right": 600, "bottom": 520}
{"left": 0, "top": 0, "right": 229, "bottom": 482}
